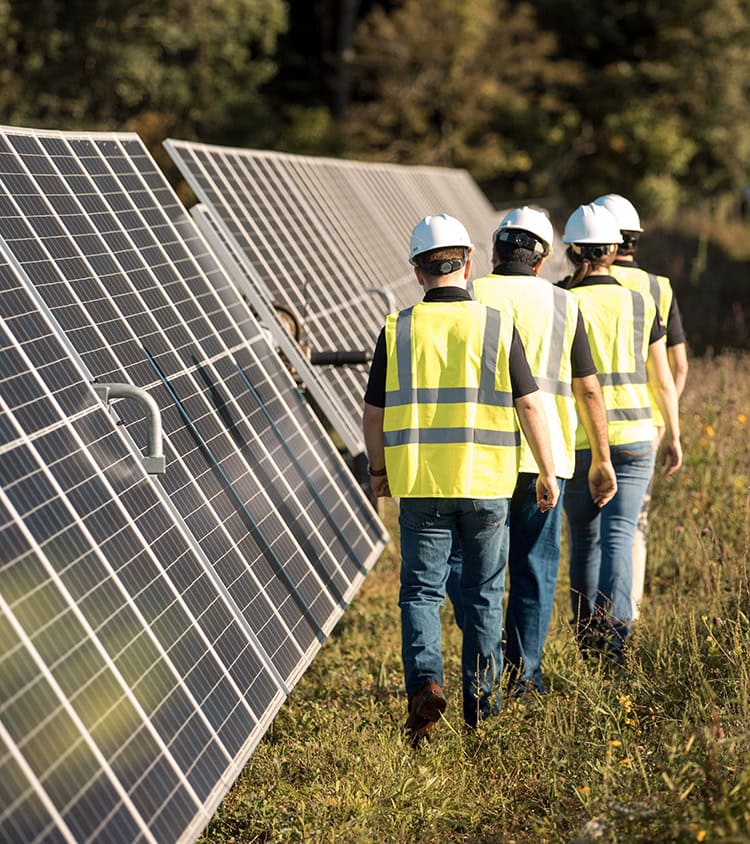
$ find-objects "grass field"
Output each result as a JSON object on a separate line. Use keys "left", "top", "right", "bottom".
{"left": 199, "top": 353, "right": 750, "bottom": 843}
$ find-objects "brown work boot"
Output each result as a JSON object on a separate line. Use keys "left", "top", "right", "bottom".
{"left": 404, "top": 681, "right": 446, "bottom": 747}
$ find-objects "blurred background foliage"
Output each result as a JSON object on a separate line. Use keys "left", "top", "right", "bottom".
{"left": 1, "top": 0, "right": 749, "bottom": 350}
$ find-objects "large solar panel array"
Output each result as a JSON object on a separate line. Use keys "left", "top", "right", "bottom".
{"left": 0, "top": 127, "right": 387, "bottom": 843}
{"left": 164, "top": 142, "right": 499, "bottom": 450}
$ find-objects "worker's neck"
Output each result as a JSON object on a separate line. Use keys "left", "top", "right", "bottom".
{"left": 422, "top": 273, "right": 467, "bottom": 292}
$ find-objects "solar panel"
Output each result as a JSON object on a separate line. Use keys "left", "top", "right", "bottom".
{"left": 189, "top": 202, "right": 366, "bottom": 456}
{"left": 164, "top": 141, "right": 498, "bottom": 447}
{"left": 0, "top": 253, "right": 281, "bottom": 842}
{"left": 0, "top": 126, "right": 387, "bottom": 842}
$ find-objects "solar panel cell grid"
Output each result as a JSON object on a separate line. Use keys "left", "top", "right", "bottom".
{"left": 0, "top": 260, "right": 279, "bottom": 841}
{"left": 0, "top": 730, "right": 63, "bottom": 844}
{"left": 168, "top": 145, "right": 375, "bottom": 433}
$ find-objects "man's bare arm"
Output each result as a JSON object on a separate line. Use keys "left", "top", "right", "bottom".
{"left": 668, "top": 342, "right": 688, "bottom": 398}
{"left": 362, "top": 401, "right": 390, "bottom": 497}
{"left": 514, "top": 390, "right": 559, "bottom": 511}
{"left": 572, "top": 374, "right": 617, "bottom": 507}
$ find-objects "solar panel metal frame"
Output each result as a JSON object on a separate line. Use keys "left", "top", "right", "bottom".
{"left": 0, "top": 126, "right": 387, "bottom": 844}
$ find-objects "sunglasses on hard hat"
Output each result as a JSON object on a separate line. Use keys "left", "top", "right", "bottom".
{"left": 570, "top": 243, "right": 615, "bottom": 259}
{"left": 496, "top": 229, "right": 549, "bottom": 256}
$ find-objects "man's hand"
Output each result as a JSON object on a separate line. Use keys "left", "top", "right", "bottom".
{"left": 535, "top": 474, "right": 560, "bottom": 512}
{"left": 370, "top": 475, "right": 391, "bottom": 498}
{"left": 657, "top": 436, "right": 682, "bottom": 476}
{"left": 588, "top": 458, "right": 617, "bottom": 508}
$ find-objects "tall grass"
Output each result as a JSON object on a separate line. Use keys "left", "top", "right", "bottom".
{"left": 199, "top": 353, "right": 750, "bottom": 843}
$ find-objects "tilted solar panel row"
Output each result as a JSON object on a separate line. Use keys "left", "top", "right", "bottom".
{"left": 0, "top": 127, "right": 387, "bottom": 844}
{"left": 164, "top": 141, "right": 499, "bottom": 460}
{"left": 0, "top": 252, "right": 278, "bottom": 842}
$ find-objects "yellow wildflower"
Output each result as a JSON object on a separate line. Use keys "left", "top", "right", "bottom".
{"left": 705, "top": 425, "right": 715, "bottom": 437}
{"left": 618, "top": 694, "right": 633, "bottom": 712}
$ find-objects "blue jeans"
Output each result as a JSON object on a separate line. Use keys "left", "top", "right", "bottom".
{"left": 564, "top": 442, "right": 655, "bottom": 651}
{"left": 446, "top": 474, "right": 566, "bottom": 692}
{"left": 399, "top": 497, "right": 509, "bottom": 727}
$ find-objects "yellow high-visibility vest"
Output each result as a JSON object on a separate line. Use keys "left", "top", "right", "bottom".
{"left": 473, "top": 274, "right": 578, "bottom": 478}
{"left": 569, "top": 283, "right": 655, "bottom": 448}
{"left": 610, "top": 263, "right": 674, "bottom": 427}
{"left": 383, "top": 300, "right": 520, "bottom": 498}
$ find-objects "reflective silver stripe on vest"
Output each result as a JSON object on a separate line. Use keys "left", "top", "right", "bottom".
{"left": 414, "top": 386, "right": 505, "bottom": 403}
{"left": 607, "top": 407, "right": 653, "bottom": 422}
{"left": 544, "top": 286, "right": 569, "bottom": 388}
{"left": 648, "top": 272, "right": 661, "bottom": 313}
{"left": 597, "top": 372, "right": 643, "bottom": 386}
{"left": 387, "top": 304, "right": 514, "bottom": 407}
{"left": 631, "top": 289, "right": 646, "bottom": 379}
{"left": 395, "top": 305, "right": 414, "bottom": 402}
{"left": 595, "top": 289, "right": 647, "bottom": 386}
{"left": 534, "top": 375, "right": 573, "bottom": 396}
{"left": 383, "top": 427, "right": 521, "bottom": 447}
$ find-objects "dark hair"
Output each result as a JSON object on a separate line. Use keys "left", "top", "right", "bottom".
{"left": 493, "top": 241, "right": 540, "bottom": 269}
{"left": 566, "top": 244, "right": 616, "bottom": 267}
{"left": 565, "top": 244, "right": 617, "bottom": 287}
{"left": 414, "top": 246, "right": 468, "bottom": 275}
{"left": 618, "top": 230, "right": 640, "bottom": 257}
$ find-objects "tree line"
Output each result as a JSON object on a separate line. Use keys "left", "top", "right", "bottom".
{"left": 2, "top": 0, "right": 750, "bottom": 219}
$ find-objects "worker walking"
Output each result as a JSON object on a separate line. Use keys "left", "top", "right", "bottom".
{"left": 559, "top": 203, "right": 682, "bottom": 663}
{"left": 592, "top": 194, "right": 688, "bottom": 619}
{"left": 446, "top": 207, "right": 617, "bottom": 695}
{"left": 363, "top": 214, "right": 559, "bottom": 741}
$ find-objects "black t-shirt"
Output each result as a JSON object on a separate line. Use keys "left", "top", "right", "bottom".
{"left": 555, "top": 274, "right": 667, "bottom": 345}
{"left": 363, "top": 286, "right": 538, "bottom": 408}
{"left": 488, "top": 265, "right": 596, "bottom": 379}
{"left": 612, "top": 258, "right": 687, "bottom": 346}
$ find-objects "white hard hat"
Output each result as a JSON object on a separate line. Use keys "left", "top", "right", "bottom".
{"left": 409, "top": 213, "right": 473, "bottom": 263}
{"left": 563, "top": 203, "right": 623, "bottom": 244}
{"left": 592, "top": 193, "right": 643, "bottom": 232}
{"left": 493, "top": 206, "right": 554, "bottom": 256}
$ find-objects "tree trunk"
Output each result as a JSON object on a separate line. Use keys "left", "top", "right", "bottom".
{"left": 333, "top": 0, "right": 361, "bottom": 120}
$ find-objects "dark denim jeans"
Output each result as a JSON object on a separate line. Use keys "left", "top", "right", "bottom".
{"left": 446, "top": 474, "right": 566, "bottom": 692}
{"left": 504, "top": 474, "right": 566, "bottom": 690}
{"left": 399, "top": 497, "right": 509, "bottom": 727}
{"left": 564, "top": 442, "right": 655, "bottom": 652}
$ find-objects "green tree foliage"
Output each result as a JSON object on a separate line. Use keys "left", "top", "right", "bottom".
{"left": 531, "top": 0, "right": 750, "bottom": 217}
{"left": 340, "top": 0, "right": 580, "bottom": 200}
{"left": 0, "top": 0, "right": 287, "bottom": 145}
{"left": 1, "top": 0, "right": 750, "bottom": 218}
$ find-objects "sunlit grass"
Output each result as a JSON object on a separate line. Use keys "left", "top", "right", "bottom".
{"left": 199, "top": 353, "right": 750, "bottom": 843}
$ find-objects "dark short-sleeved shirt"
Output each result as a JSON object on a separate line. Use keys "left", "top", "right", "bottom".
{"left": 490, "top": 264, "right": 596, "bottom": 379}
{"left": 612, "top": 258, "right": 687, "bottom": 347}
{"left": 555, "top": 274, "right": 666, "bottom": 345}
{"left": 363, "top": 286, "right": 538, "bottom": 408}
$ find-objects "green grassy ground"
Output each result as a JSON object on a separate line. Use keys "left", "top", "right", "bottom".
{"left": 199, "top": 353, "right": 750, "bottom": 843}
